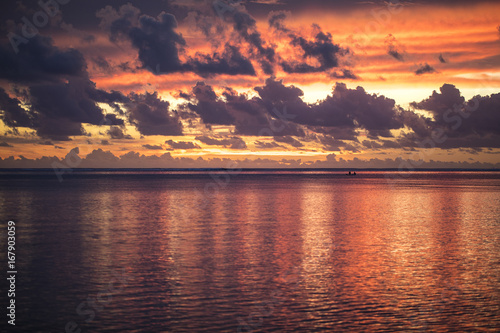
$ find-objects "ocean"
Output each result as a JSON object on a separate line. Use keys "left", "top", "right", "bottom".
{"left": 1, "top": 170, "right": 499, "bottom": 332}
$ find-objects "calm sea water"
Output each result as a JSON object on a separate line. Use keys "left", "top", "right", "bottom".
{"left": 1, "top": 170, "right": 499, "bottom": 332}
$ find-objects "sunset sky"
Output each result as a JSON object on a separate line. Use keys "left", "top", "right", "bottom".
{"left": 1, "top": 0, "right": 499, "bottom": 168}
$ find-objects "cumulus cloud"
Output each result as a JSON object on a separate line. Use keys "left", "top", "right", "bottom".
{"left": 405, "top": 84, "right": 500, "bottom": 148}
{"left": 186, "top": 81, "right": 305, "bottom": 136}
{"left": 255, "top": 78, "right": 402, "bottom": 137}
{"left": 127, "top": 92, "right": 183, "bottom": 136}
{"left": 98, "top": 4, "right": 257, "bottom": 77}
{"left": 188, "top": 82, "right": 235, "bottom": 125}
{"left": 0, "top": 35, "right": 127, "bottom": 140}
{"left": 1, "top": 147, "right": 499, "bottom": 169}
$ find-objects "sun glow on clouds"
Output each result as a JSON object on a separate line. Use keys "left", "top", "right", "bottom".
{"left": 0, "top": 1, "right": 499, "bottom": 168}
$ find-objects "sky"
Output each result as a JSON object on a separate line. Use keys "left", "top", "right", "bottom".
{"left": 0, "top": 0, "right": 499, "bottom": 168}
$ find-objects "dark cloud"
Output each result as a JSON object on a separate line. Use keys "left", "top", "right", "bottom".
{"left": 255, "top": 78, "right": 402, "bottom": 137}
{"left": 0, "top": 35, "right": 128, "bottom": 140}
{"left": 99, "top": 4, "right": 256, "bottom": 77}
{"left": 268, "top": 11, "right": 290, "bottom": 32}
{"left": 165, "top": 140, "right": 201, "bottom": 149}
{"left": 103, "top": 114, "right": 125, "bottom": 126}
{"left": 362, "top": 140, "right": 383, "bottom": 149}
{"left": 385, "top": 34, "right": 405, "bottom": 62}
{"left": 254, "top": 141, "right": 285, "bottom": 149}
{"left": 101, "top": 140, "right": 111, "bottom": 145}
{"left": 320, "top": 135, "right": 348, "bottom": 152}
{"left": 274, "top": 136, "right": 303, "bottom": 148}
{"left": 127, "top": 92, "right": 183, "bottom": 136}
{"left": 405, "top": 84, "right": 500, "bottom": 148}
{"left": 438, "top": 53, "right": 447, "bottom": 63}
{"left": 98, "top": 5, "right": 187, "bottom": 74}
{"left": 415, "top": 63, "right": 436, "bottom": 75}
{"left": 221, "top": 86, "right": 305, "bottom": 137}
{"left": 0, "top": 88, "right": 33, "bottom": 128}
{"left": 186, "top": 81, "right": 305, "bottom": 136}
{"left": 188, "top": 82, "right": 235, "bottom": 125}
{"left": 196, "top": 135, "right": 247, "bottom": 149}
{"left": 142, "top": 144, "right": 164, "bottom": 150}
{"left": 216, "top": 5, "right": 276, "bottom": 74}
{"left": 411, "top": 84, "right": 464, "bottom": 116}
{"left": 91, "top": 56, "right": 111, "bottom": 72}
{"left": 0, "top": 141, "right": 13, "bottom": 147}
{"left": 280, "top": 24, "right": 349, "bottom": 73}
{"left": 189, "top": 44, "right": 256, "bottom": 77}
{"left": 107, "top": 126, "right": 132, "bottom": 140}
{"left": 0, "top": 35, "right": 86, "bottom": 83}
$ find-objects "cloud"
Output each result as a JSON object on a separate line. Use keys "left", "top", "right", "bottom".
{"left": 385, "top": 34, "right": 405, "bottom": 62}
{"left": 255, "top": 78, "right": 402, "bottom": 137}
{"left": 411, "top": 84, "right": 464, "bottom": 116}
{"left": 438, "top": 53, "right": 447, "bottom": 63}
{"left": 127, "top": 92, "right": 183, "bottom": 136}
{"left": 188, "top": 82, "right": 235, "bottom": 125}
{"left": 142, "top": 144, "right": 164, "bottom": 150}
{"left": 1, "top": 147, "right": 499, "bottom": 169}
{"left": 196, "top": 135, "right": 247, "bottom": 149}
{"left": 189, "top": 44, "right": 256, "bottom": 77}
{"left": 415, "top": 63, "right": 436, "bottom": 75}
{"left": 0, "top": 35, "right": 128, "bottom": 140}
{"left": 107, "top": 126, "right": 132, "bottom": 140}
{"left": 186, "top": 81, "right": 306, "bottom": 136}
{"left": 0, "top": 35, "right": 86, "bottom": 83}
{"left": 0, "top": 141, "right": 13, "bottom": 147}
{"left": 405, "top": 84, "right": 500, "bottom": 148}
{"left": 99, "top": 4, "right": 257, "bottom": 77}
{"left": 320, "top": 135, "right": 359, "bottom": 152}
{"left": 254, "top": 141, "right": 285, "bottom": 149}
{"left": 274, "top": 136, "right": 303, "bottom": 147}
{"left": 165, "top": 140, "right": 201, "bottom": 149}
{"left": 330, "top": 69, "right": 359, "bottom": 80}
{"left": 0, "top": 88, "right": 33, "bottom": 128}
{"left": 217, "top": 5, "right": 276, "bottom": 74}
{"left": 280, "top": 24, "right": 349, "bottom": 73}
{"left": 98, "top": 5, "right": 186, "bottom": 74}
